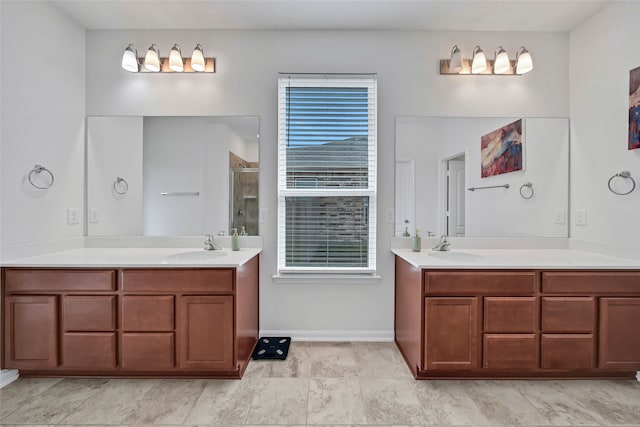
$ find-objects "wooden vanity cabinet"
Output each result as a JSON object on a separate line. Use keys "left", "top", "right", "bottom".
{"left": 1, "top": 255, "right": 259, "bottom": 378}
{"left": 395, "top": 257, "right": 640, "bottom": 379}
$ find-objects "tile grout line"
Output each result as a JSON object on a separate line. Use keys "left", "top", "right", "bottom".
{"left": 178, "top": 379, "right": 207, "bottom": 426}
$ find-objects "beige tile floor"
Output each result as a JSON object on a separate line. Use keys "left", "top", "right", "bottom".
{"left": 1, "top": 342, "right": 639, "bottom": 426}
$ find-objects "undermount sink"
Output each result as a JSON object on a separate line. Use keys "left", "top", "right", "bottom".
{"left": 428, "top": 251, "right": 483, "bottom": 261}
{"left": 164, "top": 250, "right": 227, "bottom": 262}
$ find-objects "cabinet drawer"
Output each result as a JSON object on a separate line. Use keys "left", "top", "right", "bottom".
{"left": 121, "top": 269, "right": 233, "bottom": 293}
{"left": 62, "top": 333, "right": 116, "bottom": 369}
{"left": 4, "top": 269, "right": 116, "bottom": 292}
{"left": 63, "top": 296, "right": 116, "bottom": 332}
{"left": 122, "top": 296, "right": 174, "bottom": 332}
{"left": 483, "top": 334, "right": 537, "bottom": 370}
{"left": 541, "top": 297, "right": 595, "bottom": 333}
{"left": 425, "top": 272, "right": 536, "bottom": 295}
{"left": 484, "top": 297, "right": 537, "bottom": 333}
{"left": 542, "top": 272, "right": 640, "bottom": 294}
{"left": 122, "top": 333, "right": 175, "bottom": 369}
{"left": 541, "top": 334, "right": 594, "bottom": 370}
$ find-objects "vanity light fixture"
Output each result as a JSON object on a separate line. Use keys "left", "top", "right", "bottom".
{"left": 169, "top": 44, "right": 184, "bottom": 72}
{"left": 121, "top": 43, "right": 215, "bottom": 73}
{"left": 191, "top": 44, "right": 206, "bottom": 72}
{"left": 121, "top": 44, "right": 139, "bottom": 72}
{"left": 471, "top": 46, "right": 487, "bottom": 74}
{"left": 515, "top": 46, "right": 534, "bottom": 74}
{"left": 144, "top": 44, "right": 161, "bottom": 72}
{"left": 440, "top": 45, "right": 533, "bottom": 75}
{"left": 493, "top": 46, "right": 511, "bottom": 74}
{"left": 449, "top": 45, "right": 463, "bottom": 74}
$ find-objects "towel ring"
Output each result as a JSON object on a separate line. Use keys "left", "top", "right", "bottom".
{"left": 113, "top": 176, "right": 129, "bottom": 195}
{"left": 607, "top": 171, "right": 636, "bottom": 196}
{"left": 28, "top": 164, "right": 55, "bottom": 189}
{"left": 519, "top": 182, "right": 534, "bottom": 199}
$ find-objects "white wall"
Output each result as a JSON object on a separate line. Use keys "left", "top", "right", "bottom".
{"left": 85, "top": 29, "right": 568, "bottom": 338}
{"left": 0, "top": 1, "right": 85, "bottom": 248}
{"left": 397, "top": 117, "right": 569, "bottom": 238}
{"left": 87, "top": 116, "right": 144, "bottom": 235}
{"left": 569, "top": 1, "right": 640, "bottom": 256}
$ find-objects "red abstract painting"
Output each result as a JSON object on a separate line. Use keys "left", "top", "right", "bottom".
{"left": 629, "top": 66, "right": 640, "bottom": 150}
{"left": 481, "top": 119, "right": 523, "bottom": 178}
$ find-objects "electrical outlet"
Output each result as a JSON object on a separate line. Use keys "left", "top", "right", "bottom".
{"left": 67, "top": 208, "right": 79, "bottom": 225}
{"left": 554, "top": 209, "right": 566, "bottom": 225}
{"left": 89, "top": 208, "right": 100, "bottom": 223}
{"left": 259, "top": 207, "right": 269, "bottom": 223}
{"left": 385, "top": 208, "right": 395, "bottom": 224}
{"left": 575, "top": 210, "right": 587, "bottom": 226}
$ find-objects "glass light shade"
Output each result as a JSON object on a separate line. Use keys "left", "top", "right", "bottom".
{"left": 191, "top": 44, "right": 205, "bottom": 72}
{"left": 471, "top": 46, "right": 487, "bottom": 74}
{"left": 494, "top": 46, "right": 511, "bottom": 74}
{"left": 516, "top": 47, "right": 533, "bottom": 74}
{"left": 144, "top": 44, "right": 161, "bottom": 72}
{"left": 169, "top": 44, "right": 184, "bottom": 72}
{"left": 449, "top": 45, "right": 463, "bottom": 73}
{"left": 121, "top": 44, "right": 139, "bottom": 72}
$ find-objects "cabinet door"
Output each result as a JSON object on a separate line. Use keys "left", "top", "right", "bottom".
{"left": 4, "top": 295, "right": 58, "bottom": 369}
{"left": 484, "top": 334, "right": 538, "bottom": 369}
{"left": 178, "top": 295, "right": 234, "bottom": 370}
{"left": 541, "top": 334, "right": 594, "bottom": 370}
{"left": 424, "top": 297, "right": 479, "bottom": 370}
{"left": 599, "top": 298, "right": 640, "bottom": 370}
{"left": 62, "top": 333, "right": 116, "bottom": 369}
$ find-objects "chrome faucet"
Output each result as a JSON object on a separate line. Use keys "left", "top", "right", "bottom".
{"left": 432, "top": 235, "right": 451, "bottom": 251}
{"left": 204, "top": 234, "right": 222, "bottom": 251}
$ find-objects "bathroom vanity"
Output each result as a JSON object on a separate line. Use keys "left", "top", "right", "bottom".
{"left": 393, "top": 248, "right": 640, "bottom": 379}
{"left": 1, "top": 248, "right": 260, "bottom": 378}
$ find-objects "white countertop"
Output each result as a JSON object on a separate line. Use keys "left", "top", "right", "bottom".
{"left": 0, "top": 247, "right": 261, "bottom": 268}
{"left": 392, "top": 248, "right": 640, "bottom": 269}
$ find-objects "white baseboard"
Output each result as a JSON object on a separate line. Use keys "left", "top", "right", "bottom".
{"left": 259, "top": 329, "right": 394, "bottom": 342}
{"left": 0, "top": 369, "right": 19, "bottom": 389}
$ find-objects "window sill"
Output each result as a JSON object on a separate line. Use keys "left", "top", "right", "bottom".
{"left": 271, "top": 273, "right": 381, "bottom": 285}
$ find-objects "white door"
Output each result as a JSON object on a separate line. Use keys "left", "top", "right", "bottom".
{"left": 395, "top": 160, "right": 415, "bottom": 236}
{"left": 447, "top": 159, "right": 466, "bottom": 237}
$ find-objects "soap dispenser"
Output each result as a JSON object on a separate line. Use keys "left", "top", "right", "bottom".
{"left": 412, "top": 229, "right": 421, "bottom": 252}
{"left": 231, "top": 228, "right": 240, "bottom": 251}
{"left": 239, "top": 225, "right": 247, "bottom": 236}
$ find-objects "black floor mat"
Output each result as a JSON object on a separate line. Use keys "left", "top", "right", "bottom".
{"left": 251, "top": 337, "right": 291, "bottom": 360}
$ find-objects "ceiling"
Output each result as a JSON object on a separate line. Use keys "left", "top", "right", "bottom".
{"left": 51, "top": 0, "right": 609, "bottom": 32}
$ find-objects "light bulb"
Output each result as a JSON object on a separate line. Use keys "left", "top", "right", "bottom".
{"left": 471, "top": 46, "right": 487, "bottom": 74}
{"left": 191, "top": 44, "right": 205, "bottom": 72}
{"left": 494, "top": 46, "right": 511, "bottom": 74}
{"left": 121, "top": 44, "right": 139, "bottom": 72}
{"left": 144, "top": 44, "right": 161, "bottom": 72}
{"left": 516, "top": 46, "right": 533, "bottom": 74}
{"left": 169, "top": 44, "right": 184, "bottom": 72}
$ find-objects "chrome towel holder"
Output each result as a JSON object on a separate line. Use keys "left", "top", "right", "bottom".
{"left": 28, "top": 164, "right": 55, "bottom": 189}
{"left": 519, "top": 182, "right": 534, "bottom": 199}
{"left": 113, "top": 176, "right": 129, "bottom": 195}
{"left": 467, "top": 184, "right": 510, "bottom": 191}
{"left": 607, "top": 171, "right": 636, "bottom": 195}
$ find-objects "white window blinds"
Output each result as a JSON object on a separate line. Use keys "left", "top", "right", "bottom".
{"left": 277, "top": 75, "right": 377, "bottom": 273}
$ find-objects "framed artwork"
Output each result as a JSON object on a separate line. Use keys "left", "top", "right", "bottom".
{"left": 629, "top": 66, "right": 640, "bottom": 150}
{"left": 481, "top": 119, "right": 524, "bottom": 178}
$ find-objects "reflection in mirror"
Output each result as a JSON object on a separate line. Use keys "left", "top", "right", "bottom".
{"left": 395, "top": 117, "right": 568, "bottom": 238}
{"left": 87, "top": 116, "right": 259, "bottom": 236}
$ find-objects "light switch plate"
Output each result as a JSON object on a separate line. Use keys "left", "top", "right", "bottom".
{"left": 67, "top": 208, "right": 79, "bottom": 225}
{"left": 385, "top": 208, "right": 395, "bottom": 224}
{"left": 259, "top": 207, "right": 269, "bottom": 223}
{"left": 575, "top": 210, "right": 587, "bottom": 226}
{"left": 89, "top": 208, "right": 99, "bottom": 223}
{"left": 554, "top": 209, "right": 566, "bottom": 225}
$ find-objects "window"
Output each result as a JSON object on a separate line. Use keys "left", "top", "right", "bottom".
{"left": 277, "top": 75, "right": 377, "bottom": 274}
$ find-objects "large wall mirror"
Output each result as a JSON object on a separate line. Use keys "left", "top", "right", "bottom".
{"left": 87, "top": 116, "right": 259, "bottom": 236}
{"left": 395, "top": 117, "right": 569, "bottom": 238}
